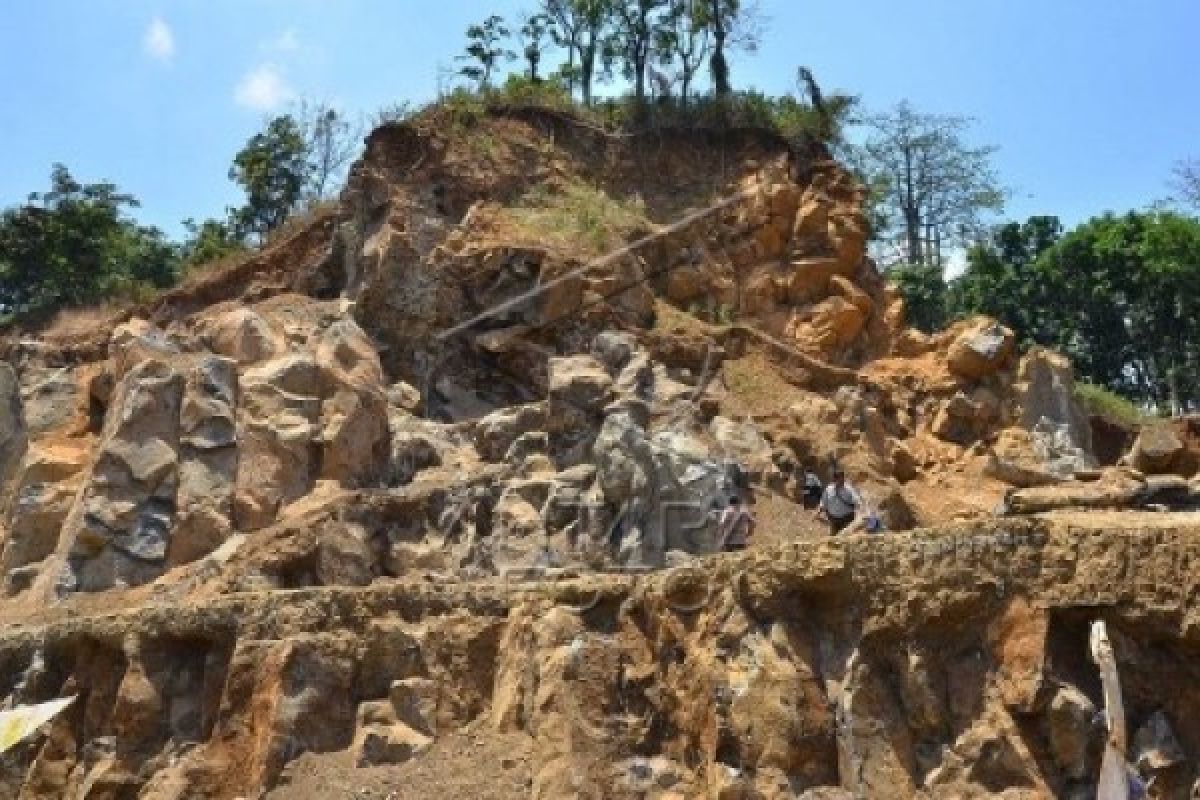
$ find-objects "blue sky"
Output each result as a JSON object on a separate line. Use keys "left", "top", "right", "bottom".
{"left": 2, "top": 1, "right": 1197, "bottom": 239}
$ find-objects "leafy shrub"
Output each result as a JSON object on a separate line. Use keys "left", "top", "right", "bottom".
{"left": 493, "top": 74, "right": 574, "bottom": 110}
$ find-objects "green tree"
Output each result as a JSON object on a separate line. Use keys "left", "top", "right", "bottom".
{"left": 543, "top": 0, "right": 612, "bottom": 105}
{"left": 656, "top": 0, "right": 709, "bottom": 107}
{"left": 0, "top": 165, "right": 177, "bottom": 315}
{"left": 1128, "top": 212, "right": 1200, "bottom": 411}
{"left": 458, "top": 15, "right": 515, "bottom": 89}
{"left": 955, "top": 212, "right": 1200, "bottom": 410}
{"left": 520, "top": 13, "right": 553, "bottom": 82}
{"left": 860, "top": 102, "right": 1005, "bottom": 268}
{"left": 611, "top": 0, "right": 670, "bottom": 108}
{"left": 949, "top": 216, "right": 1063, "bottom": 344}
{"left": 228, "top": 115, "right": 309, "bottom": 242}
{"left": 782, "top": 68, "right": 859, "bottom": 153}
{"left": 887, "top": 262, "right": 947, "bottom": 333}
{"left": 698, "top": 0, "right": 760, "bottom": 98}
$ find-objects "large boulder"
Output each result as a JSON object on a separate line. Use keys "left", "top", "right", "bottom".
{"left": 592, "top": 411, "right": 735, "bottom": 565}
{"left": 984, "top": 429, "right": 1063, "bottom": 488}
{"left": 1128, "top": 423, "right": 1187, "bottom": 476}
{"left": 208, "top": 308, "right": 283, "bottom": 365}
{"left": 947, "top": 319, "right": 1015, "bottom": 381}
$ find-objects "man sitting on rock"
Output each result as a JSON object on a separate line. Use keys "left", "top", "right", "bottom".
{"left": 715, "top": 495, "right": 755, "bottom": 552}
{"left": 819, "top": 468, "right": 861, "bottom": 535}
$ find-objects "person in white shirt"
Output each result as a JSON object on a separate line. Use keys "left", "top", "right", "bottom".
{"left": 715, "top": 496, "right": 755, "bottom": 552}
{"left": 819, "top": 468, "right": 860, "bottom": 535}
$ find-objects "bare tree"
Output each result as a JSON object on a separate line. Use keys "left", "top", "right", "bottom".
{"left": 297, "top": 101, "right": 362, "bottom": 203}
{"left": 860, "top": 102, "right": 1004, "bottom": 267}
{"left": 1170, "top": 158, "right": 1200, "bottom": 211}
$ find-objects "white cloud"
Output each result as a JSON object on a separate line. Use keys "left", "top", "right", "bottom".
{"left": 143, "top": 17, "right": 176, "bottom": 62}
{"left": 234, "top": 64, "right": 295, "bottom": 112}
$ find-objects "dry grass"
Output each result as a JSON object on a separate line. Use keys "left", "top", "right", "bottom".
{"left": 720, "top": 351, "right": 806, "bottom": 417}
{"left": 38, "top": 305, "right": 122, "bottom": 342}
{"left": 504, "top": 181, "right": 650, "bottom": 258}
{"left": 181, "top": 203, "right": 335, "bottom": 287}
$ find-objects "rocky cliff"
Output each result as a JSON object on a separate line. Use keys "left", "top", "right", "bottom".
{"left": 0, "top": 106, "right": 1197, "bottom": 798}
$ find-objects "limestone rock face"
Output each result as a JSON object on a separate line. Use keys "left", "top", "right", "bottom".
{"left": 1, "top": 445, "right": 88, "bottom": 593}
{"left": 315, "top": 320, "right": 391, "bottom": 487}
{"left": 234, "top": 354, "right": 322, "bottom": 531}
{"left": 547, "top": 355, "right": 613, "bottom": 419}
{"left": 66, "top": 358, "right": 185, "bottom": 592}
{"left": 592, "top": 411, "right": 738, "bottom": 565}
{"left": 0, "top": 363, "right": 27, "bottom": 516}
{"left": 172, "top": 356, "right": 239, "bottom": 566}
{"left": 7, "top": 302, "right": 395, "bottom": 596}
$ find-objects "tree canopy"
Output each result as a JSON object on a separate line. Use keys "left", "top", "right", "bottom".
{"left": 228, "top": 115, "right": 310, "bottom": 243}
{"left": 895, "top": 211, "right": 1200, "bottom": 412}
{"left": 0, "top": 165, "right": 177, "bottom": 317}
{"left": 458, "top": 0, "right": 761, "bottom": 109}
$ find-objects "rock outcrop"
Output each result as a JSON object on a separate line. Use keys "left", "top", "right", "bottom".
{"left": 0, "top": 106, "right": 1191, "bottom": 799}
{"left": 0, "top": 363, "right": 27, "bottom": 513}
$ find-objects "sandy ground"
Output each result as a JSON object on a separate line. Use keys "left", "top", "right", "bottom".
{"left": 266, "top": 730, "right": 534, "bottom": 800}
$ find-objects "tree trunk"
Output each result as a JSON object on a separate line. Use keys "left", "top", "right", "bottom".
{"left": 711, "top": 43, "right": 729, "bottom": 96}
{"left": 710, "top": 1, "right": 730, "bottom": 96}
{"left": 634, "top": 51, "right": 647, "bottom": 106}
{"left": 904, "top": 207, "right": 923, "bottom": 266}
{"left": 566, "top": 47, "right": 577, "bottom": 97}
{"left": 581, "top": 43, "right": 595, "bottom": 106}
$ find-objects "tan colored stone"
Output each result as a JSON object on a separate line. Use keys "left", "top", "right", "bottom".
{"left": 209, "top": 309, "right": 282, "bottom": 365}
{"left": 947, "top": 319, "right": 1015, "bottom": 380}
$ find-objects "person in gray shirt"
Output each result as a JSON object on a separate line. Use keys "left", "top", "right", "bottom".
{"left": 819, "top": 467, "right": 861, "bottom": 535}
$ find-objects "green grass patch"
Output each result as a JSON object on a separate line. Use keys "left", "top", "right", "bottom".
{"left": 1074, "top": 382, "right": 1148, "bottom": 427}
